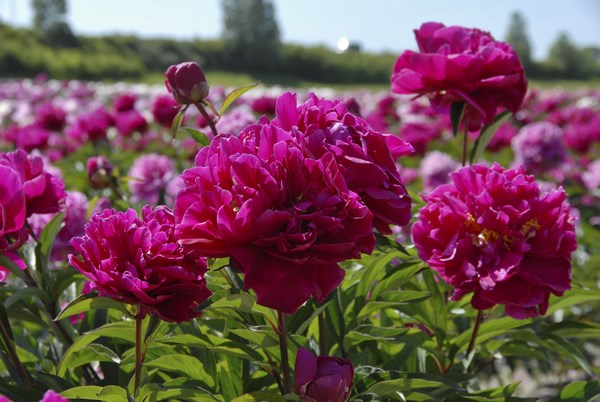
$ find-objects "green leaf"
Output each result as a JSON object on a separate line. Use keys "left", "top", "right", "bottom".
{"left": 378, "top": 290, "right": 432, "bottom": 304}
{"left": 450, "top": 102, "right": 466, "bottom": 137}
{"left": 158, "top": 333, "right": 263, "bottom": 361}
{"left": 0, "top": 254, "right": 27, "bottom": 282}
{"left": 55, "top": 292, "right": 127, "bottom": 321}
{"left": 139, "top": 382, "right": 224, "bottom": 402}
{"left": 38, "top": 212, "right": 64, "bottom": 258}
{"left": 145, "top": 354, "right": 215, "bottom": 387}
{"left": 0, "top": 303, "right": 14, "bottom": 344}
{"left": 220, "top": 82, "right": 259, "bottom": 116}
{"left": 63, "top": 342, "right": 121, "bottom": 371}
{"left": 4, "top": 287, "right": 51, "bottom": 308}
{"left": 546, "top": 287, "right": 600, "bottom": 315}
{"left": 179, "top": 127, "right": 211, "bottom": 146}
{"left": 232, "top": 392, "right": 287, "bottom": 401}
{"left": 60, "top": 385, "right": 128, "bottom": 401}
{"left": 454, "top": 316, "right": 533, "bottom": 352}
{"left": 170, "top": 105, "right": 189, "bottom": 139}
{"left": 551, "top": 380, "right": 600, "bottom": 402}
{"left": 469, "top": 111, "right": 511, "bottom": 164}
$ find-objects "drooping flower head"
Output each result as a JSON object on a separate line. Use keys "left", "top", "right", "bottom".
{"left": 391, "top": 22, "right": 527, "bottom": 131}
{"left": 295, "top": 348, "right": 354, "bottom": 402}
{"left": 69, "top": 206, "right": 211, "bottom": 322}
{"left": 274, "top": 92, "right": 414, "bottom": 234}
{"left": 175, "top": 123, "right": 375, "bottom": 313}
{"left": 411, "top": 163, "right": 577, "bottom": 318}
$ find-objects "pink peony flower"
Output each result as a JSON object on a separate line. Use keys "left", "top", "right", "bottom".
{"left": 114, "top": 110, "right": 148, "bottom": 137}
{"left": 411, "top": 163, "right": 577, "bottom": 319}
{"left": 175, "top": 126, "right": 375, "bottom": 313}
{"left": 295, "top": 348, "right": 354, "bottom": 402}
{"left": 151, "top": 95, "right": 180, "bottom": 128}
{"left": 274, "top": 92, "right": 413, "bottom": 234}
{"left": 69, "top": 206, "right": 211, "bottom": 322}
{"left": 35, "top": 102, "right": 66, "bottom": 132}
{"left": 39, "top": 390, "right": 69, "bottom": 402}
{"left": 391, "top": 22, "right": 527, "bottom": 131}
{"left": 128, "top": 153, "right": 176, "bottom": 204}
{"left": 0, "top": 149, "right": 66, "bottom": 217}
{"left": 511, "top": 122, "right": 568, "bottom": 175}
{"left": 0, "top": 164, "right": 27, "bottom": 254}
{"left": 419, "top": 151, "right": 460, "bottom": 193}
{"left": 112, "top": 93, "right": 137, "bottom": 112}
{"left": 165, "top": 61, "right": 209, "bottom": 105}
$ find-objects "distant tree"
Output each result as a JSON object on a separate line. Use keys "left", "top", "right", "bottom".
{"left": 221, "top": 0, "right": 281, "bottom": 72}
{"left": 547, "top": 32, "right": 590, "bottom": 79}
{"left": 31, "top": 0, "right": 77, "bottom": 47}
{"left": 505, "top": 11, "right": 533, "bottom": 70}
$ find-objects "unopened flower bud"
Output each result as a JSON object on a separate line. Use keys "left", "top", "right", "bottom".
{"left": 165, "top": 61, "right": 209, "bottom": 105}
{"left": 86, "top": 156, "right": 114, "bottom": 189}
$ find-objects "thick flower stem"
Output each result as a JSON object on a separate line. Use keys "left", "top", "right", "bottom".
{"left": 318, "top": 311, "right": 326, "bottom": 355}
{"left": 277, "top": 311, "right": 292, "bottom": 395}
{"left": 461, "top": 128, "right": 469, "bottom": 167}
{"left": 0, "top": 317, "right": 31, "bottom": 386}
{"left": 466, "top": 310, "right": 484, "bottom": 357}
{"left": 134, "top": 313, "right": 145, "bottom": 397}
{"left": 195, "top": 102, "right": 219, "bottom": 139}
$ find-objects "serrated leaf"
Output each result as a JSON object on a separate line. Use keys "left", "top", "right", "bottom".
{"left": 55, "top": 292, "right": 126, "bottom": 321}
{"left": 450, "top": 102, "right": 466, "bottom": 137}
{"left": 179, "top": 127, "right": 210, "bottom": 146}
{"left": 469, "top": 111, "right": 511, "bottom": 164}
{"left": 220, "top": 82, "right": 259, "bottom": 116}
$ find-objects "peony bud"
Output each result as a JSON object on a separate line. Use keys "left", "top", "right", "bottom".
{"left": 295, "top": 348, "right": 354, "bottom": 402}
{"left": 165, "top": 61, "right": 209, "bottom": 105}
{"left": 86, "top": 156, "right": 114, "bottom": 190}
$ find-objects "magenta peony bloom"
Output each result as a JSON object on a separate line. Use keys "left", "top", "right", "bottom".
{"left": 0, "top": 164, "right": 27, "bottom": 253}
{"left": 250, "top": 95, "right": 277, "bottom": 115}
{"left": 419, "top": 151, "right": 460, "bottom": 193}
{"left": 72, "top": 107, "right": 114, "bottom": 143}
{"left": 175, "top": 125, "right": 375, "bottom": 313}
{"left": 35, "top": 102, "right": 66, "bottom": 132}
{"left": 128, "top": 153, "right": 176, "bottom": 204}
{"left": 69, "top": 206, "right": 211, "bottom": 322}
{"left": 13, "top": 124, "right": 52, "bottom": 152}
{"left": 511, "top": 122, "right": 568, "bottom": 175}
{"left": 113, "top": 93, "right": 137, "bottom": 112}
{"left": 391, "top": 22, "right": 527, "bottom": 131}
{"left": 411, "top": 163, "right": 577, "bottom": 319}
{"left": 165, "top": 61, "right": 209, "bottom": 105}
{"left": 274, "top": 92, "right": 413, "bottom": 234}
{"left": 295, "top": 348, "right": 354, "bottom": 402}
{"left": 87, "top": 156, "right": 114, "bottom": 190}
{"left": 151, "top": 95, "right": 180, "bottom": 128}
{"left": 582, "top": 159, "right": 600, "bottom": 192}
{"left": 114, "top": 110, "right": 148, "bottom": 137}
{"left": 39, "top": 390, "right": 69, "bottom": 402}
{"left": 0, "top": 149, "right": 66, "bottom": 217}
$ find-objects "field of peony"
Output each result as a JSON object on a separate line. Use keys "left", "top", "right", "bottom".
{"left": 0, "top": 22, "right": 599, "bottom": 402}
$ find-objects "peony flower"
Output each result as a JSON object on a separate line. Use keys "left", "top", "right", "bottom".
{"left": 35, "top": 102, "right": 66, "bottom": 132}
{"left": 87, "top": 156, "right": 114, "bottom": 190}
{"left": 112, "top": 93, "right": 137, "bottom": 112}
{"left": 511, "top": 122, "right": 568, "bottom": 175}
{"left": 175, "top": 125, "right": 375, "bottom": 313}
{"left": 411, "top": 163, "right": 577, "bottom": 319}
{"left": 419, "top": 151, "right": 460, "bottom": 193}
{"left": 274, "top": 92, "right": 413, "bottom": 234}
{"left": 0, "top": 164, "right": 27, "bottom": 253}
{"left": 151, "top": 95, "right": 180, "bottom": 128}
{"left": 0, "top": 149, "right": 66, "bottom": 217}
{"left": 391, "top": 22, "right": 527, "bottom": 131}
{"left": 128, "top": 153, "right": 176, "bottom": 204}
{"left": 295, "top": 348, "right": 354, "bottom": 402}
{"left": 114, "top": 110, "right": 148, "bottom": 137}
{"left": 165, "top": 61, "right": 209, "bottom": 105}
{"left": 582, "top": 159, "right": 600, "bottom": 192}
{"left": 39, "top": 390, "right": 69, "bottom": 402}
{"left": 69, "top": 206, "right": 211, "bottom": 322}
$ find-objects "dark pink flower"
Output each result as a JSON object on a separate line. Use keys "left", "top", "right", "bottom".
{"left": 128, "top": 153, "right": 175, "bottom": 204}
{"left": 0, "top": 149, "right": 66, "bottom": 217}
{"left": 175, "top": 126, "right": 375, "bottom": 313}
{"left": 250, "top": 95, "right": 277, "bottom": 115}
{"left": 39, "top": 390, "right": 69, "bottom": 402}
{"left": 274, "top": 92, "right": 413, "bottom": 234}
{"left": 295, "top": 348, "right": 354, "bottom": 402}
{"left": 87, "top": 156, "right": 114, "bottom": 190}
{"left": 151, "top": 95, "right": 180, "bottom": 128}
{"left": 69, "top": 206, "right": 211, "bottom": 322}
{"left": 114, "top": 110, "right": 148, "bottom": 137}
{"left": 411, "top": 163, "right": 577, "bottom": 318}
{"left": 511, "top": 122, "right": 567, "bottom": 175}
{"left": 0, "top": 164, "right": 27, "bottom": 254}
{"left": 113, "top": 93, "right": 137, "bottom": 112}
{"left": 391, "top": 22, "right": 527, "bottom": 131}
{"left": 165, "top": 61, "right": 209, "bottom": 105}
{"left": 35, "top": 102, "right": 66, "bottom": 132}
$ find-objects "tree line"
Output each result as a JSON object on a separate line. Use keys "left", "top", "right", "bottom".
{"left": 0, "top": 1, "right": 597, "bottom": 83}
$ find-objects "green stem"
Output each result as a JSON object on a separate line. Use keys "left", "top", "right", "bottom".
{"left": 134, "top": 313, "right": 145, "bottom": 396}
{"left": 466, "top": 310, "right": 484, "bottom": 357}
{"left": 461, "top": 127, "right": 469, "bottom": 167}
{"left": 318, "top": 311, "right": 326, "bottom": 355}
{"left": 277, "top": 311, "right": 292, "bottom": 395}
{"left": 0, "top": 316, "right": 31, "bottom": 386}
{"left": 195, "top": 102, "right": 219, "bottom": 139}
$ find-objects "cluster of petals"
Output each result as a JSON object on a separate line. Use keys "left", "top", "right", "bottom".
{"left": 391, "top": 22, "right": 527, "bottom": 131}
{"left": 69, "top": 206, "right": 211, "bottom": 322}
{"left": 295, "top": 348, "right": 354, "bottom": 402}
{"left": 411, "top": 163, "right": 577, "bottom": 318}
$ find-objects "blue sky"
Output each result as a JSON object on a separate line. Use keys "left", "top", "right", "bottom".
{"left": 2, "top": 0, "right": 599, "bottom": 60}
